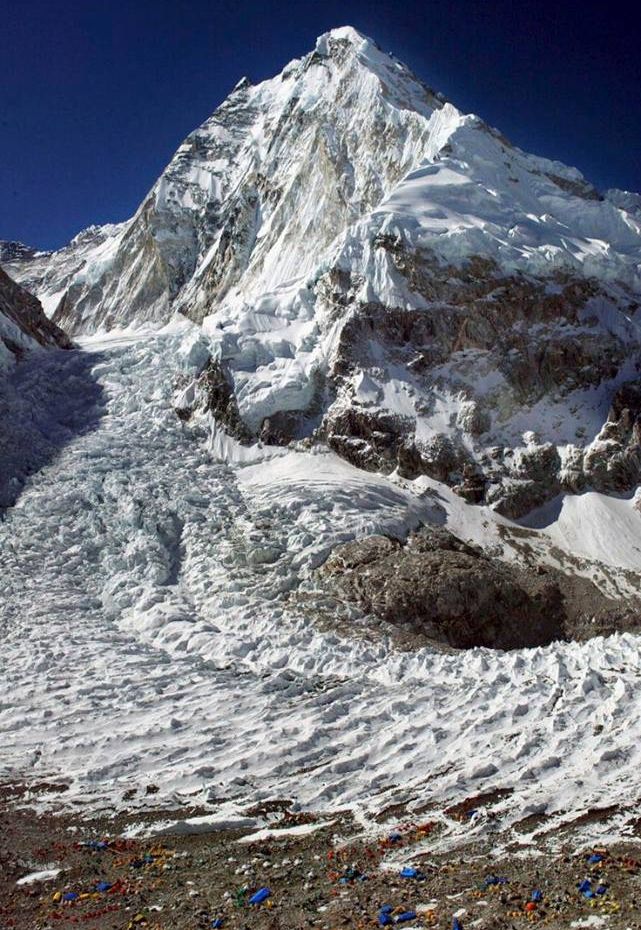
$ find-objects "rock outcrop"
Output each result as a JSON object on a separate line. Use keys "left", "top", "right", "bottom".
{"left": 319, "top": 259, "right": 641, "bottom": 516}
{"left": 321, "top": 526, "right": 641, "bottom": 650}
{"left": 0, "top": 267, "right": 71, "bottom": 375}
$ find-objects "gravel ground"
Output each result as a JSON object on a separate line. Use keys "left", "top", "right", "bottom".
{"left": 3, "top": 783, "right": 641, "bottom": 930}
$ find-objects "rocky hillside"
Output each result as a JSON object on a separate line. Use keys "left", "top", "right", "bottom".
{"left": 5, "top": 26, "right": 641, "bottom": 518}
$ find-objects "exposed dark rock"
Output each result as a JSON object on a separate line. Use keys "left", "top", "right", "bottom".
{"left": 453, "top": 463, "right": 488, "bottom": 504}
{"left": 259, "top": 369, "right": 327, "bottom": 445}
{"left": 610, "top": 381, "right": 641, "bottom": 421}
{"left": 405, "top": 525, "right": 481, "bottom": 556}
{"left": 324, "top": 408, "right": 413, "bottom": 472}
{"left": 488, "top": 478, "right": 560, "bottom": 520}
{"left": 583, "top": 380, "right": 641, "bottom": 493}
{"left": 415, "top": 433, "right": 470, "bottom": 482}
{"left": 544, "top": 172, "right": 603, "bottom": 201}
{"left": 175, "top": 407, "right": 192, "bottom": 423}
{"left": 485, "top": 441, "right": 563, "bottom": 518}
{"left": 199, "top": 360, "right": 252, "bottom": 443}
{"left": 559, "top": 444, "right": 587, "bottom": 494}
{"left": 396, "top": 438, "right": 424, "bottom": 479}
{"left": 0, "top": 267, "right": 71, "bottom": 355}
{"left": 319, "top": 256, "right": 639, "bottom": 516}
{"left": 321, "top": 525, "right": 641, "bottom": 650}
{"left": 260, "top": 411, "right": 302, "bottom": 445}
{"left": 321, "top": 526, "right": 564, "bottom": 650}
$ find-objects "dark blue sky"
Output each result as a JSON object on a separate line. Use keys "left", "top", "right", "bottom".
{"left": 2, "top": 0, "right": 640, "bottom": 251}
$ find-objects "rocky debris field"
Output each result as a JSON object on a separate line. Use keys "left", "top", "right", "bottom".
{"left": 4, "top": 782, "right": 641, "bottom": 930}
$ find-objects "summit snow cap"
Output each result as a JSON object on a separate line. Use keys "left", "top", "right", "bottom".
{"left": 314, "top": 25, "right": 374, "bottom": 55}
{"left": 312, "top": 25, "right": 425, "bottom": 89}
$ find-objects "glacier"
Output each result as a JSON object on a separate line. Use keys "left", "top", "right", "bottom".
{"left": 2, "top": 25, "right": 641, "bottom": 845}
{"left": 2, "top": 326, "right": 641, "bottom": 847}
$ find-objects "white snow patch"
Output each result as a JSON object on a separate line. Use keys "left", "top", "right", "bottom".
{"left": 16, "top": 868, "right": 61, "bottom": 885}
{"left": 570, "top": 917, "right": 609, "bottom": 928}
{"left": 237, "top": 821, "right": 334, "bottom": 844}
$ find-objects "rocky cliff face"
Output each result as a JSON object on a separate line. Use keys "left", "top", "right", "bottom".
{"left": 320, "top": 257, "right": 641, "bottom": 516}
{"left": 5, "top": 26, "right": 641, "bottom": 518}
{"left": 0, "top": 267, "right": 70, "bottom": 376}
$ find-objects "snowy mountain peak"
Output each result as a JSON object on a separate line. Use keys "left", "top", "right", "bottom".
{"left": 4, "top": 28, "right": 641, "bottom": 521}
{"left": 8, "top": 28, "right": 446, "bottom": 332}
{"left": 10, "top": 27, "right": 640, "bottom": 341}
{"left": 312, "top": 25, "right": 420, "bottom": 80}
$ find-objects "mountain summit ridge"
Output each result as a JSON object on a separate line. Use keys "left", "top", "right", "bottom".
{"left": 5, "top": 25, "right": 446, "bottom": 332}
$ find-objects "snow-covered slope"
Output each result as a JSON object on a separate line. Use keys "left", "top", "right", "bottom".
{"left": 6, "top": 26, "right": 641, "bottom": 519}
{"left": 332, "top": 104, "right": 641, "bottom": 290}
